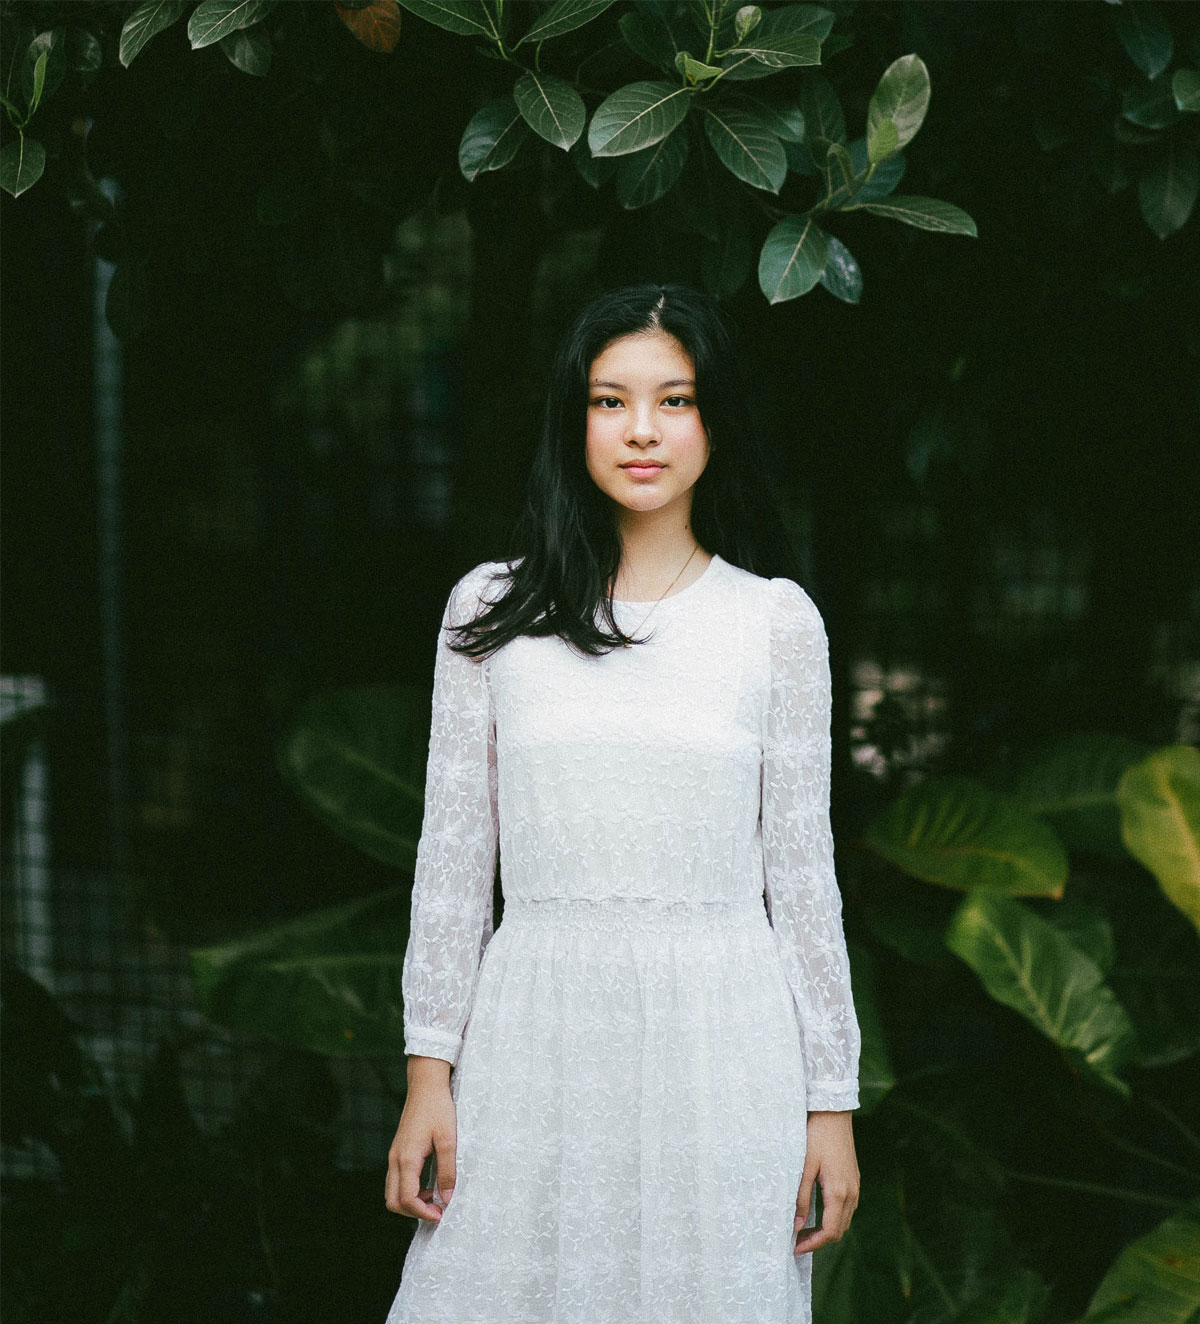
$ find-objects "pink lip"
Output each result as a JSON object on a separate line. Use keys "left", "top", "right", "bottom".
{"left": 622, "top": 463, "right": 664, "bottom": 476}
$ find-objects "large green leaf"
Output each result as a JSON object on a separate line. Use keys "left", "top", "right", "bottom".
{"left": 1174, "top": 68, "right": 1200, "bottom": 114}
{"left": 21, "top": 30, "right": 66, "bottom": 112}
{"left": 1122, "top": 77, "right": 1181, "bottom": 129}
{"left": 519, "top": 0, "right": 614, "bottom": 45}
{"left": 847, "top": 941, "right": 893, "bottom": 1113}
{"left": 1110, "top": 1, "right": 1173, "bottom": 81}
{"left": 860, "top": 194, "right": 978, "bottom": 236}
{"left": 720, "top": 4, "right": 828, "bottom": 81}
{"left": 1138, "top": 144, "right": 1199, "bottom": 239}
{"left": 1119, "top": 745, "right": 1200, "bottom": 935}
{"left": 221, "top": 24, "right": 271, "bottom": 76}
{"left": 397, "top": 0, "right": 499, "bottom": 39}
{"left": 1083, "top": 1198, "right": 1200, "bottom": 1324}
{"left": 458, "top": 94, "right": 530, "bottom": 181}
{"left": 867, "top": 53, "right": 930, "bottom": 163}
{"left": 587, "top": 80, "right": 691, "bottom": 157}
{"left": 119, "top": 0, "right": 187, "bottom": 68}
{"left": 703, "top": 103, "right": 786, "bottom": 192}
{"left": 0, "top": 134, "right": 45, "bottom": 198}
{"left": 277, "top": 685, "right": 429, "bottom": 871}
{"left": 824, "top": 136, "right": 906, "bottom": 205}
{"left": 818, "top": 233, "right": 861, "bottom": 304}
{"left": 757, "top": 214, "right": 827, "bottom": 303}
{"left": 1005, "top": 731, "right": 1151, "bottom": 859}
{"left": 187, "top": 0, "right": 276, "bottom": 50}
{"left": 514, "top": 71, "right": 585, "bottom": 150}
{"left": 614, "top": 123, "right": 689, "bottom": 208}
{"left": 190, "top": 887, "right": 410, "bottom": 1055}
{"left": 945, "top": 892, "right": 1138, "bottom": 1094}
{"left": 865, "top": 775, "right": 1068, "bottom": 897}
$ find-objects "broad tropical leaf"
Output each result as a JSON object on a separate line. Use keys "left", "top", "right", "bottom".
{"left": 277, "top": 685, "right": 429, "bottom": 870}
{"left": 703, "top": 104, "right": 786, "bottom": 192}
{"left": 864, "top": 775, "right": 1067, "bottom": 896}
{"left": 721, "top": 3, "right": 829, "bottom": 80}
{"left": 1119, "top": 745, "right": 1200, "bottom": 936}
{"left": 818, "top": 233, "right": 861, "bottom": 304}
{"left": 0, "top": 134, "right": 45, "bottom": 198}
{"left": 514, "top": 71, "right": 585, "bottom": 150}
{"left": 1138, "top": 143, "right": 1199, "bottom": 238}
{"left": 796, "top": 71, "right": 845, "bottom": 153}
{"left": 119, "top": 0, "right": 186, "bottom": 67}
{"left": 1110, "top": 1, "right": 1173, "bottom": 81}
{"left": 614, "top": 124, "right": 688, "bottom": 208}
{"left": 397, "top": 0, "right": 498, "bottom": 39}
{"left": 458, "top": 94, "right": 530, "bottom": 181}
{"left": 757, "top": 214, "right": 827, "bottom": 303}
{"left": 588, "top": 80, "right": 691, "bottom": 157}
{"left": 866, "top": 54, "right": 930, "bottom": 163}
{"left": 859, "top": 194, "right": 978, "bottom": 236}
{"left": 1174, "top": 68, "right": 1200, "bottom": 114}
{"left": 945, "top": 892, "right": 1138, "bottom": 1094}
{"left": 221, "top": 25, "right": 271, "bottom": 75}
{"left": 1084, "top": 1198, "right": 1200, "bottom": 1324}
{"left": 190, "top": 887, "right": 411, "bottom": 1055}
{"left": 336, "top": 0, "right": 403, "bottom": 53}
{"left": 187, "top": 0, "right": 276, "bottom": 50}
{"left": 519, "top": 0, "right": 615, "bottom": 45}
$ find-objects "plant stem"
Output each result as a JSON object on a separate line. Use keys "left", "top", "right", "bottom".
{"left": 1002, "top": 1168, "right": 1186, "bottom": 1211}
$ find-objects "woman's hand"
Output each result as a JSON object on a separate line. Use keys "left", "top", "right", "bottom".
{"left": 386, "top": 1056, "right": 458, "bottom": 1223}
{"left": 794, "top": 1110, "right": 860, "bottom": 1255}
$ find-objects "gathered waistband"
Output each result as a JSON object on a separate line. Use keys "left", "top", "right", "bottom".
{"left": 499, "top": 895, "right": 769, "bottom": 934}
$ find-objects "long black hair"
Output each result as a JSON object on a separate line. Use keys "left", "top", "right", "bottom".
{"left": 450, "top": 282, "right": 804, "bottom": 659}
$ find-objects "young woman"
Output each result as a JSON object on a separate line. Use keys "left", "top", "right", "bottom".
{"left": 384, "top": 283, "right": 860, "bottom": 1324}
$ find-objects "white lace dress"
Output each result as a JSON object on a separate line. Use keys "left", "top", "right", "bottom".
{"left": 385, "top": 552, "right": 860, "bottom": 1324}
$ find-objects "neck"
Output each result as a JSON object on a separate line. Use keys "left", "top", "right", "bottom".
{"left": 612, "top": 500, "right": 704, "bottom": 594}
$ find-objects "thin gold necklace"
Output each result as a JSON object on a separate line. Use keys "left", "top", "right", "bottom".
{"left": 617, "top": 545, "right": 700, "bottom": 647}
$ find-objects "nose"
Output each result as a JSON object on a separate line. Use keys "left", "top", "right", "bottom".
{"left": 625, "top": 404, "right": 659, "bottom": 445}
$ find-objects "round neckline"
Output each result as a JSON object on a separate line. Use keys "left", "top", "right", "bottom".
{"left": 611, "top": 552, "right": 722, "bottom": 606}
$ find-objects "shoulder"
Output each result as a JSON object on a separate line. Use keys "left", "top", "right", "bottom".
{"left": 445, "top": 558, "right": 518, "bottom": 627}
{"left": 718, "top": 559, "right": 826, "bottom": 638}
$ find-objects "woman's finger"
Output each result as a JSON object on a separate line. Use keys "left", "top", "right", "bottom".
{"left": 794, "top": 1184, "right": 858, "bottom": 1254}
{"left": 388, "top": 1149, "right": 443, "bottom": 1222}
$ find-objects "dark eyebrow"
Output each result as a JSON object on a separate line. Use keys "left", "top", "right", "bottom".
{"left": 589, "top": 378, "right": 696, "bottom": 390}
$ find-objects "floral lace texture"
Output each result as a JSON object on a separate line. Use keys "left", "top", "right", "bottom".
{"left": 388, "top": 553, "right": 860, "bottom": 1324}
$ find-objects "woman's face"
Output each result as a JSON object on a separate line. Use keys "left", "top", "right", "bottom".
{"left": 584, "top": 329, "right": 710, "bottom": 522}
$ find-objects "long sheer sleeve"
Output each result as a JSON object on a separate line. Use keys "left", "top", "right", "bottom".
{"left": 401, "top": 565, "right": 499, "bottom": 1067}
{"left": 761, "top": 577, "right": 860, "bottom": 1112}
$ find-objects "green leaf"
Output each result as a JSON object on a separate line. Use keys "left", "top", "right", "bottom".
{"left": 1173, "top": 67, "right": 1200, "bottom": 113}
{"left": 588, "top": 80, "right": 692, "bottom": 157}
{"left": 21, "top": 29, "right": 67, "bottom": 112}
{"left": 570, "top": 134, "right": 614, "bottom": 189}
{"left": 519, "top": 0, "right": 615, "bottom": 46}
{"left": 796, "top": 71, "right": 844, "bottom": 154}
{"left": 1137, "top": 143, "right": 1199, "bottom": 238}
{"left": 614, "top": 123, "right": 689, "bottom": 208}
{"left": 1119, "top": 745, "right": 1200, "bottom": 936}
{"left": 1084, "top": 1198, "right": 1200, "bottom": 1324}
{"left": 336, "top": 0, "right": 403, "bottom": 53}
{"left": 397, "top": 0, "right": 498, "bottom": 40}
{"left": 1111, "top": 2, "right": 1174, "bottom": 80}
{"left": 220, "top": 24, "right": 272, "bottom": 76}
{"left": 734, "top": 5, "right": 762, "bottom": 42}
{"left": 119, "top": 0, "right": 187, "bottom": 68}
{"left": 66, "top": 27, "right": 103, "bottom": 74}
{"left": 0, "top": 133, "right": 45, "bottom": 197}
{"left": 726, "top": 95, "right": 804, "bottom": 142}
{"left": 675, "top": 50, "right": 722, "bottom": 83}
{"left": 818, "top": 233, "right": 861, "bottom": 304}
{"left": 1004, "top": 731, "right": 1151, "bottom": 859}
{"left": 27, "top": 50, "right": 47, "bottom": 118}
{"left": 514, "top": 71, "right": 585, "bottom": 150}
{"left": 867, "top": 53, "right": 930, "bottom": 163}
{"left": 859, "top": 193, "right": 978, "bottom": 236}
{"left": 704, "top": 103, "right": 786, "bottom": 191}
{"left": 1043, "top": 897, "right": 1116, "bottom": 976}
{"left": 458, "top": 93, "right": 530, "bottom": 180}
{"left": 866, "top": 775, "right": 1066, "bottom": 896}
{"left": 618, "top": 8, "right": 679, "bottom": 71}
{"left": 757, "top": 214, "right": 827, "bottom": 303}
{"left": 278, "top": 685, "right": 429, "bottom": 870}
{"left": 721, "top": 3, "right": 830, "bottom": 80}
{"left": 945, "top": 892, "right": 1138, "bottom": 1094}
{"left": 824, "top": 137, "right": 906, "bottom": 205}
{"left": 187, "top": 0, "right": 276, "bottom": 51}
{"left": 1122, "top": 77, "right": 1180, "bottom": 128}
{"left": 189, "top": 886, "right": 411, "bottom": 1055}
